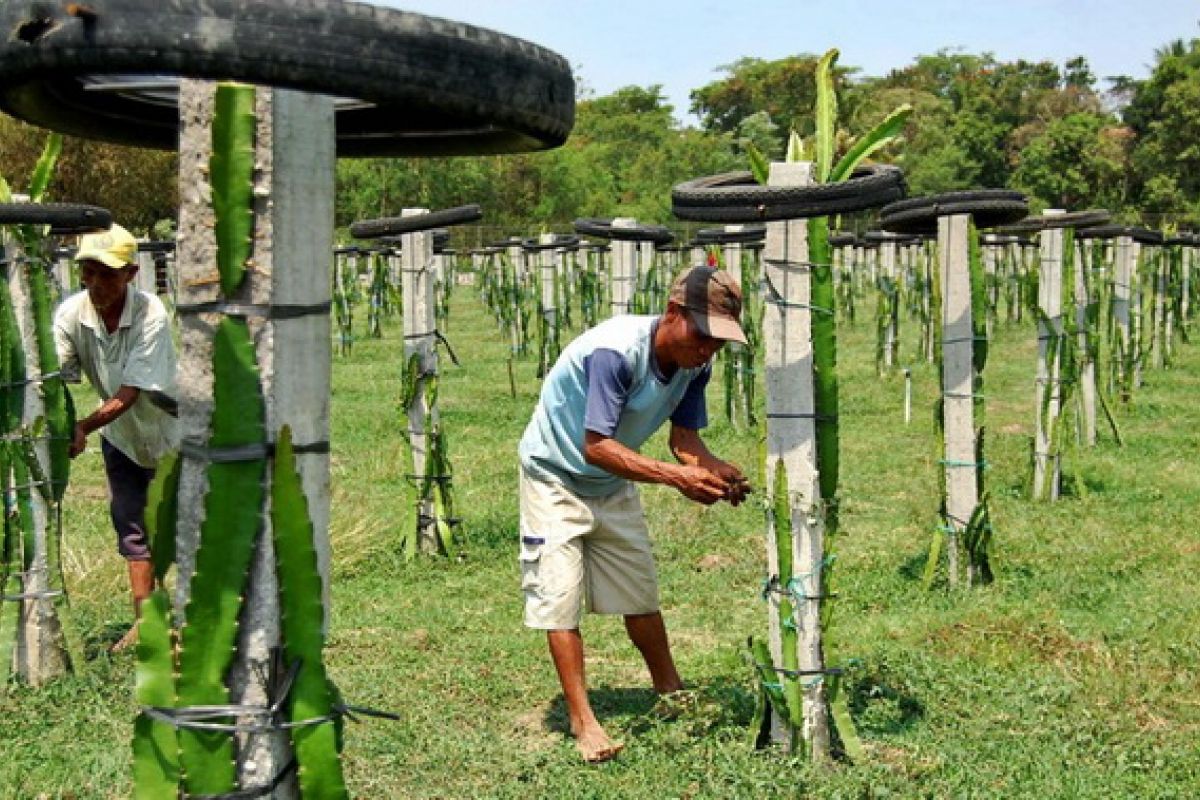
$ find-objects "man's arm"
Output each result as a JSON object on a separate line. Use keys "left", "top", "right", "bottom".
{"left": 583, "top": 430, "right": 729, "bottom": 505}
{"left": 669, "top": 424, "right": 751, "bottom": 506}
{"left": 71, "top": 385, "right": 140, "bottom": 457}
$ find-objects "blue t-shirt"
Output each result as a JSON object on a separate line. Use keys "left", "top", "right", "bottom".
{"left": 519, "top": 315, "right": 710, "bottom": 496}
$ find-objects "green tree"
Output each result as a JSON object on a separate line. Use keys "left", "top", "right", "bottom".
{"left": 1013, "top": 112, "right": 1128, "bottom": 210}
{"left": 0, "top": 117, "right": 177, "bottom": 234}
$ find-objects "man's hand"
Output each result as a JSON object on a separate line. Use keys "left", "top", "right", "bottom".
{"left": 709, "top": 460, "right": 752, "bottom": 506}
{"left": 69, "top": 422, "right": 87, "bottom": 458}
{"left": 672, "top": 465, "right": 729, "bottom": 505}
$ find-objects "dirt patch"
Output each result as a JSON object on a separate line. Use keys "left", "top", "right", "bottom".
{"left": 694, "top": 553, "right": 728, "bottom": 571}
{"left": 513, "top": 700, "right": 561, "bottom": 752}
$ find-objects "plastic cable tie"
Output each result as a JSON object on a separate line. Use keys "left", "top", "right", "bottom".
{"left": 180, "top": 439, "right": 330, "bottom": 462}
{"left": 175, "top": 301, "right": 331, "bottom": 319}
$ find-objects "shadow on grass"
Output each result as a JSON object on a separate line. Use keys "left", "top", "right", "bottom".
{"left": 846, "top": 661, "right": 924, "bottom": 737}
{"left": 541, "top": 677, "right": 759, "bottom": 739}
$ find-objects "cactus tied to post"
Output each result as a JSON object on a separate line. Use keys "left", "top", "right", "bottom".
{"left": 132, "top": 82, "right": 347, "bottom": 798}
{"left": 746, "top": 48, "right": 908, "bottom": 759}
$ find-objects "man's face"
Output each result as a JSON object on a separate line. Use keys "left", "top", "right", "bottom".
{"left": 670, "top": 305, "right": 725, "bottom": 368}
{"left": 80, "top": 260, "right": 136, "bottom": 313}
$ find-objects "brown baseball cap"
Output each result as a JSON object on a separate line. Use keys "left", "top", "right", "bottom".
{"left": 668, "top": 265, "right": 748, "bottom": 344}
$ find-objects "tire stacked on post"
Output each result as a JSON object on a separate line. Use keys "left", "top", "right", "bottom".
{"left": 0, "top": 3, "right": 574, "bottom": 796}
{"left": 352, "top": 205, "right": 483, "bottom": 560}
{"left": 0, "top": 203, "right": 109, "bottom": 687}
{"left": 673, "top": 162, "right": 905, "bottom": 758}
{"left": 880, "top": 190, "right": 1028, "bottom": 587}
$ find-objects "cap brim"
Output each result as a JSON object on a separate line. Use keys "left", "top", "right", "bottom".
{"left": 689, "top": 308, "right": 748, "bottom": 345}
{"left": 74, "top": 250, "right": 127, "bottom": 268}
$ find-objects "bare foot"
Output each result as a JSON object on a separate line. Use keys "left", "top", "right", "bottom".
{"left": 108, "top": 625, "right": 138, "bottom": 654}
{"left": 572, "top": 723, "right": 624, "bottom": 763}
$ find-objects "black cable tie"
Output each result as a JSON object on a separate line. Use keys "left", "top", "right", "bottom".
{"left": 180, "top": 439, "right": 330, "bottom": 463}
{"left": 185, "top": 759, "right": 300, "bottom": 800}
{"left": 763, "top": 257, "right": 833, "bottom": 271}
{"left": 761, "top": 272, "right": 835, "bottom": 316}
{"left": 435, "top": 330, "right": 461, "bottom": 367}
{"left": 174, "top": 301, "right": 332, "bottom": 319}
{"left": 408, "top": 472, "right": 453, "bottom": 484}
{"left": 755, "top": 662, "right": 845, "bottom": 679}
{"left": 0, "top": 371, "right": 62, "bottom": 389}
{"left": 765, "top": 412, "right": 838, "bottom": 422}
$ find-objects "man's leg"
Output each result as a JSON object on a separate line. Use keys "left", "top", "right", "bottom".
{"left": 519, "top": 469, "right": 623, "bottom": 762}
{"left": 623, "top": 611, "right": 683, "bottom": 694}
{"left": 102, "top": 440, "right": 157, "bottom": 653}
{"left": 547, "top": 629, "right": 623, "bottom": 762}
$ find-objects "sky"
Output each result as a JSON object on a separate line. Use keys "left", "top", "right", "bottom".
{"left": 380, "top": 0, "right": 1199, "bottom": 124}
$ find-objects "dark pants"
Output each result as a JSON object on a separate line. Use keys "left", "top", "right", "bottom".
{"left": 101, "top": 439, "right": 156, "bottom": 561}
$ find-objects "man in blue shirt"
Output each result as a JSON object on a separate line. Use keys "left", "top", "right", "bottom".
{"left": 518, "top": 264, "right": 751, "bottom": 762}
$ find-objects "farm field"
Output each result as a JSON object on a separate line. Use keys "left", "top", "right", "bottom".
{"left": 3, "top": 280, "right": 1199, "bottom": 799}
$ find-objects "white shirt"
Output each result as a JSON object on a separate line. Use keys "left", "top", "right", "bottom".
{"left": 54, "top": 286, "right": 179, "bottom": 467}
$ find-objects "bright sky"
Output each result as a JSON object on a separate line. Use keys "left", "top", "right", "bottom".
{"left": 379, "top": 0, "right": 1198, "bottom": 124}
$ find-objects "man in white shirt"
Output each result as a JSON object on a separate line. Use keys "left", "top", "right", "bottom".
{"left": 53, "top": 223, "right": 179, "bottom": 652}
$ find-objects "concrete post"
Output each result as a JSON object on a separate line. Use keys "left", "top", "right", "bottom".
{"left": 1112, "top": 235, "right": 1133, "bottom": 400}
{"left": 611, "top": 218, "right": 638, "bottom": 316}
{"left": 762, "top": 161, "right": 831, "bottom": 758}
{"left": 6, "top": 235, "right": 71, "bottom": 685}
{"left": 939, "top": 214, "right": 976, "bottom": 584}
{"left": 399, "top": 211, "right": 439, "bottom": 554}
{"left": 176, "top": 80, "right": 334, "bottom": 796}
{"left": 1033, "top": 213, "right": 1065, "bottom": 500}
{"left": 1075, "top": 239, "right": 1097, "bottom": 446}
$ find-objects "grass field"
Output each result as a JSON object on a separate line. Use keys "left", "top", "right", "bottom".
{"left": 3, "top": 278, "right": 1199, "bottom": 799}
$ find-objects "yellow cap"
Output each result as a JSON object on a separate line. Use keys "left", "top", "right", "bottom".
{"left": 75, "top": 223, "right": 137, "bottom": 269}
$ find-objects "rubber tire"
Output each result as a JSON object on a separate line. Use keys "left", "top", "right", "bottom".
{"left": 137, "top": 240, "right": 176, "bottom": 254}
{"left": 693, "top": 225, "right": 766, "bottom": 245}
{"left": 862, "top": 230, "right": 920, "bottom": 245}
{"left": 522, "top": 234, "right": 580, "bottom": 251}
{"left": 0, "top": 202, "right": 111, "bottom": 233}
{"left": 0, "top": 0, "right": 574, "bottom": 157}
{"left": 879, "top": 190, "right": 1028, "bottom": 235}
{"left": 829, "top": 232, "right": 858, "bottom": 247}
{"left": 1074, "top": 225, "right": 1163, "bottom": 245}
{"left": 572, "top": 219, "right": 675, "bottom": 245}
{"left": 350, "top": 205, "right": 482, "bottom": 239}
{"left": 671, "top": 164, "right": 906, "bottom": 223}
{"left": 997, "top": 209, "right": 1112, "bottom": 234}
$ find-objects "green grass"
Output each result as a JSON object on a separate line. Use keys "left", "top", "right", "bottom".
{"left": 3, "top": 283, "right": 1199, "bottom": 799}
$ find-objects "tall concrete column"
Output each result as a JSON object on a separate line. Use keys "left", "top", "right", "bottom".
{"left": 176, "top": 80, "right": 334, "bottom": 796}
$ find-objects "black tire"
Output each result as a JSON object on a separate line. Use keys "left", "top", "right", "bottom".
{"left": 1165, "top": 233, "right": 1199, "bottom": 246}
{"left": 0, "top": 202, "right": 112, "bottom": 234}
{"left": 693, "top": 225, "right": 766, "bottom": 245}
{"left": 572, "top": 218, "right": 675, "bottom": 245}
{"left": 522, "top": 234, "right": 580, "bottom": 251}
{"left": 350, "top": 205, "right": 482, "bottom": 239}
{"left": 1074, "top": 225, "right": 1163, "bottom": 245}
{"left": 862, "top": 230, "right": 921, "bottom": 245}
{"left": 829, "top": 232, "right": 858, "bottom": 247}
{"left": 879, "top": 190, "right": 1028, "bottom": 235}
{"left": 997, "top": 209, "right": 1112, "bottom": 234}
{"left": 0, "top": 0, "right": 574, "bottom": 157}
{"left": 671, "top": 164, "right": 906, "bottom": 222}
{"left": 980, "top": 233, "right": 1030, "bottom": 246}
{"left": 137, "top": 240, "right": 176, "bottom": 254}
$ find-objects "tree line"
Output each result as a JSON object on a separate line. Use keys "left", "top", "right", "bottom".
{"left": 2, "top": 33, "right": 1198, "bottom": 236}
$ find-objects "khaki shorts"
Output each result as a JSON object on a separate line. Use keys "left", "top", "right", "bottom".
{"left": 519, "top": 467, "right": 659, "bottom": 630}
